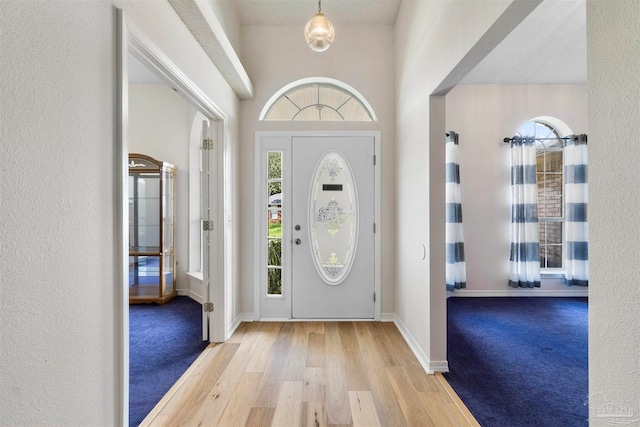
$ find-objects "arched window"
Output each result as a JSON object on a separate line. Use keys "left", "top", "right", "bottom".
{"left": 259, "top": 77, "right": 377, "bottom": 122}
{"left": 517, "top": 118, "right": 570, "bottom": 270}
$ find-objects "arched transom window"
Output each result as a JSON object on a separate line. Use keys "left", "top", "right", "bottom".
{"left": 260, "top": 78, "right": 377, "bottom": 122}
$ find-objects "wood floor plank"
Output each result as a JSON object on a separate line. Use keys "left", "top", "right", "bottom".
{"left": 419, "top": 392, "right": 470, "bottom": 427}
{"left": 302, "top": 402, "right": 328, "bottom": 427}
{"left": 402, "top": 364, "right": 439, "bottom": 392}
{"left": 353, "top": 322, "right": 407, "bottom": 427}
{"left": 271, "top": 381, "right": 304, "bottom": 427}
{"left": 282, "top": 345, "right": 308, "bottom": 381}
{"left": 303, "top": 367, "right": 326, "bottom": 402}
{"left": 349, "top": 391, "right": 382, "bottom": 427}
{"left": 292, "top": 322, "right": 310, "bottom": 348}
{"left": 244, "top": 407, "right": 275, "bottom": 427}
{"left": 378, "top": 322, "right": 420, "bottom": 365}
{"left": 217, "top": 329, "right": 259, "bottom": 384}
{"left": 337, "top": 322, "right": 370, "bottom": 391}
{"left": 141, "top": 322, "right": 478, "bottom": 427}
{"left": 306, "top": 331, "right": 325, "bottom": 368}
{"left": 217, "top": 372, "right": 264, "bottom": 427}
{"left": 324, "top": 322, "right": 352, "bottom": 425}
{"left": 181, "top": 380, "right": 233, "bottom": 426}
{"left": 150, "top": 343, "right": 239, "bottom": 426}
{"left": 435, "top": 372, "right": 480, "bottom": 426}
{"left": 386, "top": 366, "right": 436, "bottom": 426}
{"left": 370, "top": 322, "right": 402, "bottom": 367}
{"left": 253, "top": 323, "right": 294, "bottom": 408}
{"left": 245, "top": 322, "right": 281, "bottom": 373}
{"left": 140, "top": 343, "right": 222, "bottom": 426}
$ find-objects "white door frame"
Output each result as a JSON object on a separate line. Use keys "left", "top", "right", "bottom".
{"left": 253, "top": 131, "right": 381, "bottom": 321}
{"left": 116, "top": 10, "right": 231, "bottom": 425}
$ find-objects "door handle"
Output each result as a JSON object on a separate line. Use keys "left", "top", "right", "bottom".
{"left": 294, "top": 238, "right": 302, "bottom": 245}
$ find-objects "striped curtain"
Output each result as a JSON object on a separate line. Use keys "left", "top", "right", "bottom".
{"left": 564, "top": 134, "right": 588, "bottom": 286}
{"left": 446, "top": 131, "right": 466, "bottom": 291}
{"left": 509, "top": 136, "right": 541, "bottom": 288}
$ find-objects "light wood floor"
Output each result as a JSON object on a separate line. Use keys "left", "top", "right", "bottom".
{"left": 140, "top": 322, "right": 479, "bottom": 427}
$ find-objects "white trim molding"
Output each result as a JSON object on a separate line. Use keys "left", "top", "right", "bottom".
{"left": 228, "top": 313, "right": 254, "bottom": 338}
{"left": 258, "top": 77, "right": 378, "bottom": 121}
{"left": 392, "top": 315, "right": 450, "bottom": 374}
{"left": 380, "top": 313, "right": 395, "bottom": 322}
{"left": 167, "top": 0, "right": 254, "bottom": 99}
{"left": 451, "top": 289, "right": 588, "bottom": 297}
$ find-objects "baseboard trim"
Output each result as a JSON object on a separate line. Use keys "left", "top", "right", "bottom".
{"left": 380, "top": 313, "right": 395, "bottom": 322}
{"left": 228, "top": 313, "right": 254, "bottom": 338}
{"left": 392, "top": 315, "right": 449, "bottom": 374}
{"left": 450, "top": 289, "right": 588, "bottom": 298}
{"left": 176, "top": 289, "right": 203, "bottom": 303}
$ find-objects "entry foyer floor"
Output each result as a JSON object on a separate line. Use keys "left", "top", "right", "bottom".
{"left": 140, "top": 321, "right": 479, "bottom": 426}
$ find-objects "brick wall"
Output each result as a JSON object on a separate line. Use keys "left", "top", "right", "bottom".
{"left": 537, "top": 151, "right": 563, "bottom": 268}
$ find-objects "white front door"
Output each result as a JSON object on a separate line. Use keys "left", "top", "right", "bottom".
{"left": 291, "top": 136, "right": 375, "bottom": 319}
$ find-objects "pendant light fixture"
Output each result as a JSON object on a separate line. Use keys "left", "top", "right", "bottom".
{"left": 304, "top": 0, "right": 335, "bottom": 52}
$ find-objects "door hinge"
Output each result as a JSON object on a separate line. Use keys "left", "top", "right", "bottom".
{"left": 373, "top": 155, "right": 377, "bottom": 165}
{"left": 203, "top": 302, "right": 214, "bottom": 312}
{"left": 374, "top": 292, "right": 376, "bottom": 302}
{"left": 202, "top": 138, "right": 214, "bottom": 150}
{"left": 374, "top": 223, "right": 376, "bottom": 234}
{"left": 203, "top": 220, "right": 214, "bottom": 231}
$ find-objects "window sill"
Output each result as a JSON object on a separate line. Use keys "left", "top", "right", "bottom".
{"left": 541, "top": 270, "right": 565, "bottom": 279}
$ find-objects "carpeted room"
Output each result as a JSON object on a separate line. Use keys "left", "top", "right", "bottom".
{"left": 442, "top": 42, "right": 589, "bottom": 425}
{"left": 445, "top": 297, "right": 588, "bottom": 426}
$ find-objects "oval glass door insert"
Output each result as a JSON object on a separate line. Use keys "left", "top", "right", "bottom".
{"left": 309, "top": 151, "right": 358, "bottom": 285}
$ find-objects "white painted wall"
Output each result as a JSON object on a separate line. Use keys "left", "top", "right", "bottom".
{"left": 0, "top": 1, "right": 117, "bottom": 424}
{"left": 0, "top": 0, "right": 240, "bottom": 424}
{"left": 128, "top": 84, "right": 198, "bottom": 294}
{"left": 394, "top": 0, "right": 540, "bottom": 370}
{"left": 587, "top": 0, "right": 640, "bottom": 422}
{"left": 446, "top": 84, "right": 588, "bottom": 294}
{"left": 239, "top": 24, "right": 396, "bottom": 316}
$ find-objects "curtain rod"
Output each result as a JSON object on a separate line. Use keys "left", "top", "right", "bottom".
{"left": 502, "top": 136, "right": 578, "bottom": 143}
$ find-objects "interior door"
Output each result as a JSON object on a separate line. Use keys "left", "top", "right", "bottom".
{"left": 292, "top": 136, "right": 375, "bottom": 319}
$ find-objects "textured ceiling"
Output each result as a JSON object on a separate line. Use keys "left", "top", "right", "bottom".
{"left": 128, "top": 0, "right": 586, "bottom": 86}
{"left": 234, "top": 0, "right": 401, "bottom": 25}
{"left": 461, "top": 0, "right": 586, "bottom": 84}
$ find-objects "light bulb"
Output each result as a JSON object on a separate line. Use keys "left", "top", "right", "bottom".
{"left": 304, "top": 12, "right": 335, "bottom": 52}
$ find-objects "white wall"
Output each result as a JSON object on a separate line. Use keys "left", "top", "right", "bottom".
{"left": 0, "top": 0, "right": 240, "bottom": 424}
{"left": 394, "top": 0, "right": 539, "bottom": 370}
{"left": 128, "top": 84, "right": 198, "bottom": 294}
{"left": 587, "top": 0, "right": 640, "bottom": 422}
{"left": 0, "top": 1, "right": 118, "bottom": 425}
{"left": 446, "top": 84, "right": 588, "bottom": 295}
{"left": 239, "top": 24, "right": 396, "bottom": 316}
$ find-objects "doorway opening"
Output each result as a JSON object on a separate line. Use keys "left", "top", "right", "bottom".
{"left": 117, "top": 12, "right": 232, "bottom": 425}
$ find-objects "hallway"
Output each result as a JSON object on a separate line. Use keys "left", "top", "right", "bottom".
{"left": 140, "top": 322, "right": 478, "bottom": 426}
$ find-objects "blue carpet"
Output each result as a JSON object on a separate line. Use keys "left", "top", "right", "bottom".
{"left": 129, "top": 297, "right": 208, "bottom": 427}
{"left": 444, "top": 297, "right": 588, "bottom": 427}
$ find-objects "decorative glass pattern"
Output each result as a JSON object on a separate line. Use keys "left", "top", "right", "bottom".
{"left": 309, "top": 152, "right": 358, "bottom": 285}
{"left": 264, "top": 83, "right": 373, "bottom": 122}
